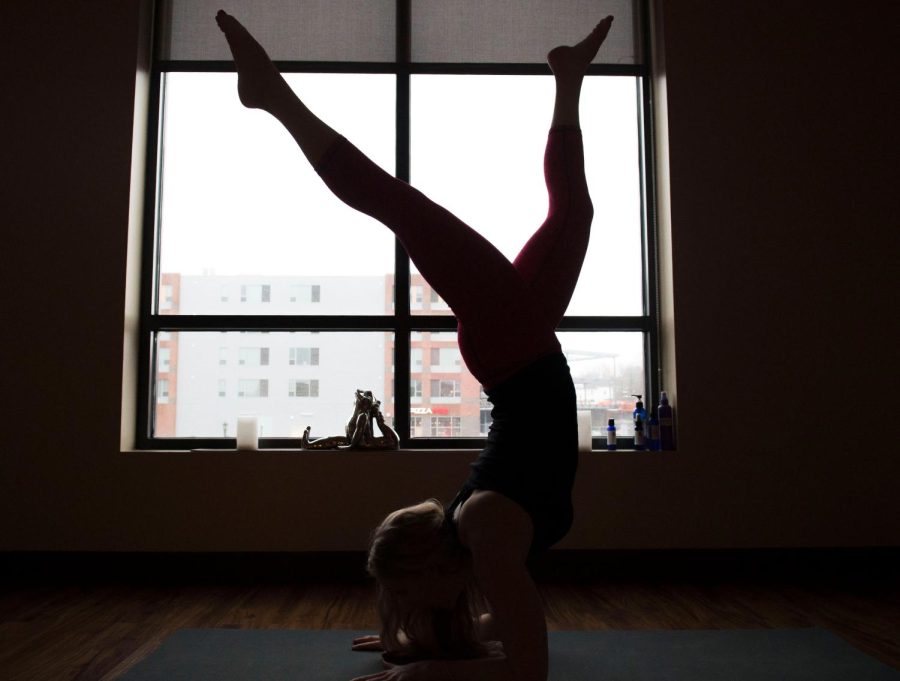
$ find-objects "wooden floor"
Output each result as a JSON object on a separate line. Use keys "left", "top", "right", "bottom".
{"left": 2, "top": 555, "right": 899, "bottom": 680}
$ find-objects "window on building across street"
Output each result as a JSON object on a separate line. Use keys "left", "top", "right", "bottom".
{"left": 138, "top": 0, "right": 660, "bottom": 449}
{"left": 289, "top": 284, "right": 321, "bottom": 303}
{"left": 431, "top": 379, "right": 461, "bottom": 399}
{"left": 158, "top": 347, "right": 171, "bottom": 373}
{"left": 289, "top": 347, "right": 320, "bottom": 366}
{"left": 480, "top": 409, "right": 491, "bottom": 436}
{"left": 431, "top": 416, "right": 461, "bottom": 437}
{"left": 241, "top": 284, "right": 271, "bottom": 303}
{"left": 411, "top": 285, "right": 424, "bottom": 310}
{"left": 411, "top": 415, "right": 425, "bottom": 438}
{"left": 238, "top": 379, "right": 269, "bottom": 398}
{"left": 411, "top": 348, "right": 423, "bottom": 373}
{"left": 159, "top": 284, "right": 173, "bottom": 310}
{"left": 239, "top": 347, "right": 270, "bottom": 367}
{"left": 289, "top": 379, "right": 320, "bottom": 398}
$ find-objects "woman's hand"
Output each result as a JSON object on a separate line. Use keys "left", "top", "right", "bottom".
{"left": 351, "top": 634, "right": 384, "bottom": 652}
{"left": 350, "top": 659, "right": 443, "bottom": 681}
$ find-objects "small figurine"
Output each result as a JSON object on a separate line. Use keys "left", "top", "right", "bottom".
{"left": 301, "top": 389, "right": 399, "bottom": 450}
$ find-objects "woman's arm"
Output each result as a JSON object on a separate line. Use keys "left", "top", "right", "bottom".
{"left": 456, "top": 491, "right": 548, "bottom": 681}
{"left": 475, "top": 612, "right": 498, "bottom": 642}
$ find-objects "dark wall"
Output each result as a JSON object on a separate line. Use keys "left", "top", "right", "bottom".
{"left": 1, "top": 0, "right": 897, "bottom": 551}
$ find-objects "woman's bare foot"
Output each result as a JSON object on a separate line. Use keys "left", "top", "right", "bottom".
{"left": 215, "top": 10, "right": 292, "bottom": 112}
{"left": 547, "top": 15, "right": 614, "bottom": 82}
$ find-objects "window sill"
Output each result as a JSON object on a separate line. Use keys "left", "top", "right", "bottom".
{"left": 121, "top": 447, "right": 675, "bottom": 455}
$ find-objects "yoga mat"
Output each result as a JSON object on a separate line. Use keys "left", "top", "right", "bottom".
{"left": 119, "top": 628, "right": 900, "bottom": 680}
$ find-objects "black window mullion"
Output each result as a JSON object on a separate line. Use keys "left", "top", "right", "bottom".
{"left": 635, "top": 74, "right": 657, "bottom": 416}
{"left": 640, "top": 72, "right": 661, "bottom": 415}
{"left": 639, "top": 0, "right": 662, "bottom": 411}
{"left": 147, "top": 315, "right": 399, "bottom": 332}
{"left": 158, "top": 60, "right": 397, "bottom": 73}
{"left": 557, "top": 316, "right": 652, "bottom": 332}
{"left": 136, "top": 65, "right": 165, "bottom": 450}
{"left": 156, "top": 62, "right": 641, "bottom": 77}
{"left": 393, "top": 0, "right": 412, "bottom": 446}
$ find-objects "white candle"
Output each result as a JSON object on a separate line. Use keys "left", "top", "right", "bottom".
{"left": 236, "top": 416, "right": 259, "bottom": 450}
{"left": 577, "top": 410, "right": 593, "bottom": 452}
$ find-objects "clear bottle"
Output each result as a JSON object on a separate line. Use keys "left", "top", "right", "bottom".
{"left": 634, "top": 416, "right": 646, "bottom": 451}
{"left": 631, "top": 394, "right": 649, "bottom": 451}
{"left": 606, "top": 418, "right": 617, "bottom": 451}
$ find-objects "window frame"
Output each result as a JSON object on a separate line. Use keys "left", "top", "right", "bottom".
{"left": 137, "top": 0, "right": 660, "bottom": 450}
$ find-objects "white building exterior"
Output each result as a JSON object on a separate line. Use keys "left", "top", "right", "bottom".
{"left": 171, "top": 274, "right": 390, "bottom": 439}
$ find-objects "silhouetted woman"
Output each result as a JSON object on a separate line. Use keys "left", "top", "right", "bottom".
{"left": 216, "top": 11, "right": 613, "bottom": 681}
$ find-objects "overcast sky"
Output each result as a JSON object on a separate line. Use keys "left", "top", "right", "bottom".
{"left": 158, "top": 72, "right": 645, "bottom": 368}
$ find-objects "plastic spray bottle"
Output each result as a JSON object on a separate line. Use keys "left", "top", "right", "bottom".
{"left": 606, "top": 418, "right": 617, "bottom": 451}
{"left": 658, "top": 390, "right": 675, "bottom": 450}
{"left": 648, "top": 409, "right": 660, "bottom": 451}
{"left": 632, "top": 395, "right": 648, "bottom": 450}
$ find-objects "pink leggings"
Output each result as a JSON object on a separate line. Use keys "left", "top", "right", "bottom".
{"left": 315, "top": 126, "right": 593, "bottom": 389}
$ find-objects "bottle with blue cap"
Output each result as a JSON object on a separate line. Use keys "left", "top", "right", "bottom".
{"left": 631, "top": 394, "right": 648, "bottom": 448}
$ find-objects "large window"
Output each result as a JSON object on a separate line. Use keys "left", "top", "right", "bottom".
{"left": 139, "top": 0, "right": 659, "bottom": 449}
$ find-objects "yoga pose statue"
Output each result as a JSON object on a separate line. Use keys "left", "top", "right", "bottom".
{"left": 216, "top": 10, "right": 613, "bottom": 680}
{"left": 301, "top": 389, "right": 400, "bottom": 450}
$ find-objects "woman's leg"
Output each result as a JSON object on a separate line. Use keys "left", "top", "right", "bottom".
{"left": 217, "top": 12, "right": 612, "bottom": 387}
{"left": 512, "top": 17, "right": 613, "bottom": 328}
{"left": 216, "top": 11, "right": 528, "bottom": 328}
{"left": 216, "top": 10, "right": 338, "bottom": 166}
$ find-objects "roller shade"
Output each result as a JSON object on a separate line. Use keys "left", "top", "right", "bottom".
{"left": 157, "top": 0, "right": 397, "bottom": 62}
{"left": 157, "top": 0, "right": 642, "bottom": 65}
{"left": 411, "top": 0, "right": 641, "bottom": 65}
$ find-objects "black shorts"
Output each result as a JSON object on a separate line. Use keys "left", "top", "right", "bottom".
{"left": 445, "top": 352, "right": 578, "bottom": 557}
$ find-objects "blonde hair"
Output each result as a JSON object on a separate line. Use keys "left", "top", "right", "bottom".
{"left": 367, "top": 498, "right": 489, "bottom": 660}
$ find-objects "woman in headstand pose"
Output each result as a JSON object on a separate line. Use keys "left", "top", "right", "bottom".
{"left": 216, "top": 11, "right": 613, "bottom": 680}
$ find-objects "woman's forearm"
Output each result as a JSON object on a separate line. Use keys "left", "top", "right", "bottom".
{"left": 475, "top": 612, "right": 498, "bottom": 642}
